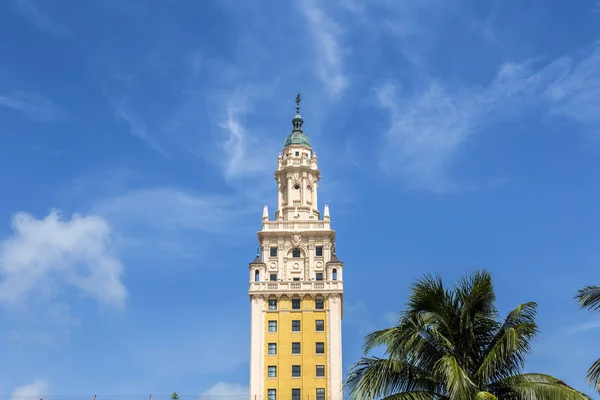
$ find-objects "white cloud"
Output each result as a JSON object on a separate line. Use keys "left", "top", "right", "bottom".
{"left": 378, "top": 43, "right": 600, "bottom": 192}
{"left": 0, "top": 91, "right": 62, "bottom": 121}
{"left": 10, "top": 379, "right": 49, "bottom": 400}
{"left": 204, "top": 382, "right": 249, "bottom": 400}
{"left": 110, "top": 97, "right": 166, "bottom": 154}
{"left": 14, "top": 0, "right": 69, "bottom": 37}
{"left": 298, "top": 0, "right": 349, "bottom": 97}
{"left": 0, "top": 210, "right": 126, "bottom": 310}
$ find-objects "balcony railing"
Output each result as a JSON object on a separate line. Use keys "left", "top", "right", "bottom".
{"left": 249, "top": 280, "right": 343, "bottom": 293}
{"left": 262, "top": 221, "right": 330, "bottom": 231}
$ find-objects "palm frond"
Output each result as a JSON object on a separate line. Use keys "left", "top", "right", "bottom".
{"left": 585, "top": 357, "right": 600, "bottom": 393}
{"left": 575, "top": 285, "right": 600, "bottom": 312}
{"left": 490, "top": 373, "right": 593, "bottom": 400}
{"left": 344, "top": 357, "right": 439, "bottom": 400}
{"left": 474, "top": 302, "right": 538, "bottom": 386}
{"left": 474, "top": 392, "right": 498, "bottom": 400}
{"left": 432, "top": 354, "right": 477, "bottom": 400}
{"left": 381, "top": 392, "right": 443, "bottom": 400}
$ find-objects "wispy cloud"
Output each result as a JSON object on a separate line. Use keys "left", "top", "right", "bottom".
{"left": 110, "top": 97, "right": 166, "bottom": 154}
{"left": 298, "top": 0, "right": 349, "bottom": 98}
{"left": 377, "top": 43, "right": 600, "bottom": 192}
{"left": 204, "top": 382, "right": 249, "bottom": 400}
{"left": 564, "top": 320, "right": 600, "bottom": 335}
{"left": 14, "top": 0, "right": 69, "bottom": 37}
{"left": 0, "top": 91, "right": 63, "bottom": 122}
{"left": 0, "top": 210, "right": 126, "bottom": 310}
{"left": 10, "top": 379, "right": 49, "bottom": 400}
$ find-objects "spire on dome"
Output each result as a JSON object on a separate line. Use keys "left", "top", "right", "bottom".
{"left": 284, "top": 92, "right": 311, "bottom": 148}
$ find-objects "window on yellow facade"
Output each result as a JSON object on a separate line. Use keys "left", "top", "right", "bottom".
{"left": 268, "top": 320, "right": 277, "bottom": 332}
{"left": 292, "top": 389, "right": 301, "bottom": 400}
{"left": 268, "top": 389, "right": 276, "bottom": 400}
{"left": 268, "top": 366, "right": 277, "bottom": 377}
{"left": 316, "top": 342, "right": 325, "bottom": 354}
{"left": 315, "top": 319, "right": 324, "bottom": 332}
{"left": 292, "top": 298, "right": 301, "bottom": 309}
{"left": 292, "top": 320, "right": 301, "bottom": 331}
{"left": 292, "top": 365, "right": 301, "bottom": 377}
{"left": 315, "top": 297, "right": 324, "bottom": 309}
{"left": 292, "top": 342, "right": 301, "bottom": 354}
{"left": 316, "top": 388, "right": 325, "bottom": 400}
{"left": 268, "top": 299, "right": 277, "bottom": 310}
{"left": 316, "top": 365, "right": 325, "bottom": 377}
{"left": 268, "top": 343, "right": 277, "bottom": 354}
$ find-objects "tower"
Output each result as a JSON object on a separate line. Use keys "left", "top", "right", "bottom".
{"left": 249, "top": 94, "right": 344, "bottom": 400}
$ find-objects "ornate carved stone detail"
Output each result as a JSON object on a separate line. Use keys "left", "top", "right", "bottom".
{"left": 291, "top": 234, "right": 302, "bottom": 246}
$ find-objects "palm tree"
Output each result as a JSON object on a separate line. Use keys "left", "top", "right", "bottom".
{"left": 345, "top": 270, "right": 591, "bottom": 400}
{"left": 575, "top": 285, "right": 600, "bottom": 393}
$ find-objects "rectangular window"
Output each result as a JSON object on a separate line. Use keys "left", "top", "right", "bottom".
{"left": 316, "top": 388, "right": 325, "bottom": 400}
{"left": 268, "top": 343, "right": 277, "bottom": 355}
{"left": 292, "top": 342, "right": 301, "bottom": 354}
{"left": 292, "top": 365, "right": 301, "bottom": 377}
{"left": 268, "top": 389, "right": 276, "bottom": 400}
{"left": 270, "top": 273, "right": 278, "bottom": 281}
{"left": 292, "top": 320, "right": 301, "bottom": 332}
{"left": 268, "top": 366, "right": 277, "bottom": 378}
{"left": 315, "top": 319, "right": 324, "bottom": 332}
{"left": 292, "top": 248, "right": 301, "bottom": 257}
{"left": 316, "top": 365, "right": 325, "bottom": 377}
{"left": 270, "top": 247, "right": 277, "bottom": 257}
{"left": 316, "top": 246, "right": 323, "bottom": 256}
{"left": 268, "top": 320, "right": 277, "bottom": 332}
{"left": 292, "top": 298, "right": 301, "bottom": 310}
{"left": 315, "top": 297, "right": 324, "bottom": 309}
{"left": 316, "top": 342, "right": 325, "bottom": 354}
{"left": 293, "top": 277, "right": 300, "bottom": 281}
{"left": 316, "top": 272, "right": 323, "bottom": 281}
{"left": 268, "top": 299, "right": 277, "bottom": 310}
{"left": 292, "top": 389, "right": 301, "bottom": 400}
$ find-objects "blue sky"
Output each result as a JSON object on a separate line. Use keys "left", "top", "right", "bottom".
{"left": 1, "top": 0, "right": 600, "bottom": 398}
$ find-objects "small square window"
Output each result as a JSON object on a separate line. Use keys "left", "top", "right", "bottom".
{"left": 270, "top": 247, "right": 277, "bottom": 257}
{"left": 316, "top": 246, "right": 323, "bottom": 256}
{"left": 268, "top": 320, "right": 277, "bottom": 332}
{"left": 268, "top": 389, "right": 276, "bottom": 400}
{"left": 316, "top": 342, "right": 325, "bottom": 354}
{"left": 316, "top": 365, "right": 325, "bottom": 377}
{"left": 315, "top": 297, "right": 324, "bottom": 309}
{"left": 316, "top": 388, "right": 325, "bottom": 400}
{"left": 292, "top": 389, "right": 301, "bottom": 400}
{"left": 292, "top": 320, "right": 301, "bottom": 331}
{"left": 295, "top": 151, "right": 300, "bottom": 156}
{"left": 316, "top": 273, "right": 323, "bottom": 281}
{"left": 316, "top": 319, "right": 324, "bottom": 332}
{"left": 292, "top": 298, "right": 301, "bottom": 310}
{"left": 292, "top": 365, "right": 301, "bottom": 377}
{"left": 270, "top": 273, "right": 278, "bottom": 281}
{"left": 269, "top": 299, "right": 277, "bottom": 310}
{"left": 268, "top": 343, "right": 277, "bottom": 355}
{"left": 292, "top": 342, "right": 301, "bottom": 354}
{"left": 268, "top": 365, "right": 277, "bottom": 378}
{"left": 292, "top": 248, "right": 301, "bottom": 258}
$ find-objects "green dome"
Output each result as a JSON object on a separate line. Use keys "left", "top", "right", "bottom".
{"left": 284, "top": 131, "right": 312, "bottom": 148}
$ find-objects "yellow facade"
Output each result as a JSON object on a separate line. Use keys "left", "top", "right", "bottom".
{"left": 263, "top": 295, "right": 329, "bottom": 400}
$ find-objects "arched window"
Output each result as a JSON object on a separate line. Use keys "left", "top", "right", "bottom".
{"left": 315, "top": 297, "right": 324, "bottom": 310}
{"left": 332, "top": 269, "right": 337, "bottom": 281}
{"left": 292, "top": 248, "right": 301, "bottom": 258}
{"left": 254, "top": 270, "right": 260, "bottom": 282}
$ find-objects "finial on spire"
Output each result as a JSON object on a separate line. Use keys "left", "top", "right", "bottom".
{"left": 295, "top": 91, "right": 302, "bottom": 114}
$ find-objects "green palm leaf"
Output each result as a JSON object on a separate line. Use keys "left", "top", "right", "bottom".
{"left": 575, "top": 285, "right": 600, "bottom": 311}
{"left": 491, "top": 373, "right": 593, "bottom": 400}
